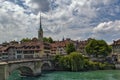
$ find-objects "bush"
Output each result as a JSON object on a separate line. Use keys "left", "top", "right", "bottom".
{"left": 53, "top": 52, "right": 115, "bottom": 71}
{"left": 59, "top": 52, "right": 85, "bottom": 71}
{"left": 59, "top": 55, "right": 71, "bottom": 70}
{"left": 69, "top": 52, "right": 84, "bottom": 71}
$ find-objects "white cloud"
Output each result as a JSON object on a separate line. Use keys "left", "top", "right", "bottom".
{"left": 92, "top": 20, "right": 120, "bottom": 43}
{"left": 0, "top": 1, "right": 39, "bottom": 43}
{"left": 0, "top": 0, "right": 119, "bottom": 43}
{"left": 93, "top": 20, "right": 120, "bottom": 32}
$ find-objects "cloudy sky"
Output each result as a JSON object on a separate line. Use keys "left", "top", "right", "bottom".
{"left": 0, "top": 0, "right": 120, "bottom": 44}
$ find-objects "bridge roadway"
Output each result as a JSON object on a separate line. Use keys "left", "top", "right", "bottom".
{"left": 0, "top": 58, "right": 53, "bottom": 80}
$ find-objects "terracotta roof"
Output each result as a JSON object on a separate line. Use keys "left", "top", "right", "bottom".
{"left": 112, "top": 39, "right": 120, "bottom": 45}
{"left": 17, "top": 42, "right": 43, "bottom": 50}
{"left": 0, "top": 42, "right": 43, "bottom": 52}
{"left": 51, "top": 40, "right": 73, "bottom": 51}
{"left": 0, "top": 46, "right": 9, "bottom": 52}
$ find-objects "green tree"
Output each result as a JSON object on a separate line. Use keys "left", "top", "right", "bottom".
{"left": 85, "top": 39, "right": 112, "bottom": 57}
{"left": 59, "top": 55, "right": 71, "bottom": 70}
{"left": 48, "top": 37, "right": 53, "bottom": 43}
{"left": 53, "top": 54, "right": 61, "bottom": 62}
{"left": 53, "top": 52, "right": 114, "bottom": 71}
{"left": 66, "top": 43, "right": 76, "bottom": 54}
{"left": 59, "top": 52, "right": 85, "bottom": 71}
{"left": 43, "top": 37, "right": 54, "bottom": 43}
{"left": 43, "top": 37, "right": 48, "bottom": 42}
{"left": 21, "top": 38, "right": 31, "bottom": 42}
{"left": 52, "top": 54, "right": 62, "bottom": 68}
{"left": 69, "top": 52, "right": 84, "bottom": 71}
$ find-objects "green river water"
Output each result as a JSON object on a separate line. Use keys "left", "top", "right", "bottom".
{"left": 8, "top": 70, "right": 120, "bottom": 80}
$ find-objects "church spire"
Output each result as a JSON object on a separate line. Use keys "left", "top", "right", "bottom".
{"left": 38, "top": 13, "right": 43, "bottom": 42}
{"left": 39, "top": 13, "right": 43, "bottom": 31}
{"left": 62, "top": 36, "right": 65, "bottom": 41}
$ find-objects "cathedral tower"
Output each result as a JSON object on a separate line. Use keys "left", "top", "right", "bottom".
{"left": 38, "top": 14, "right": 43, "bottom": 42}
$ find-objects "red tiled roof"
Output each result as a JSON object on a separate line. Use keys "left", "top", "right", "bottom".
{"left": 0, "top": 42, "right": 43, "bottom": 52}
{"left": 112, "top": 39, "right": 120, "bottom": 45}
{"left": 51, "top": 40, "right": 73, "bottom": 51}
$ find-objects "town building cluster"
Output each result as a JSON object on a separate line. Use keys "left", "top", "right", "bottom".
{"left": 0, "top": 17, "right": 89, "bottom": 60}
{"left": 0, "top": 37, "right": 89, "bottom": 60}
{"left": 0, "top": 16, "right": 120, "bottom": 62}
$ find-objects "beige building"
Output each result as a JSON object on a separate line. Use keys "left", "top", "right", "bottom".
{"left": 51, "top": 38, "right": 75, "bottom": 55}
{"left": 77, "top": 40, "right": 88, "bottom": 55}
{"left": 51, "top": 41, "right": 67, "bottom": 55}
{"left": 111, "top": 39, "right": 120, "bottom": 62}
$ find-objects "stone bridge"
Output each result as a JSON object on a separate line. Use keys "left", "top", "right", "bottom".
{"left": 115, "top": 61, "right": 120, "bottom": 69}
{"left": 0, "top": 58, "right": 53, "bottom": 80}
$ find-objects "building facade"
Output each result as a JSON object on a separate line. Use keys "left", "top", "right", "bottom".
{"left": 77, "top": 40, "right": 88, "bottom": 55}
{"left": 51, "top": 41, "right": 67, "bottom": 55}
{"left": 111, "top": 39, "right": 120, "bottom": 62}
{"left": 50, "top": 38, "right": 85, "bottom": 55}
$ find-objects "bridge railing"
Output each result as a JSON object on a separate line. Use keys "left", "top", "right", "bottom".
{"left": 0, "top": 56, "right": 53, "bottom": 63}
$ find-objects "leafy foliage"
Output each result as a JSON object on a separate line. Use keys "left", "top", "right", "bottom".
{"left": 52, "top": 54, "right": 62, "bottom": 69}
{"left": 59, "top": 52, "right": 84, "bottom": 71}
{"left": 53, "top": 52, "right": 114, "bottom": 71}
{"left": 59, "top": 55, "right": 71, "bottom": 70}
{"left": 69, "top": 52, "right": 84, "bottom": 71}
{"left": 65, "top": 43, "right": 76, "bottom": 54}
{"left": 43, "top": 37, "right": 53, "bottom": 43}
{"left": 21, "top": 38, "right": 31, "bottom": 42}
{"left": 85, "top": 39, "right": 112, "bottom": 57}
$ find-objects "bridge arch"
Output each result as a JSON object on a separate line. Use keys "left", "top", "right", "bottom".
{"left": 8, "top": 62, "right": 34, "bottom": 76}
{"left": 15, "top": 66, "right": 33, "bottom": 76}
{"left": 0, "top": 60, "right": 53, "bottom": 80}
{"left": 41, "top": 61, "right": 52, "bottom": 71}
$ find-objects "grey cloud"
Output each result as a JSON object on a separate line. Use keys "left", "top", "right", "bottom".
{"left": 28, "top": 0, "right": 50, "bottom": 13}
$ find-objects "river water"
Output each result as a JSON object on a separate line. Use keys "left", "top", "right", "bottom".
{"left": 8, "top": 70, "right": 120, "bottom": 80}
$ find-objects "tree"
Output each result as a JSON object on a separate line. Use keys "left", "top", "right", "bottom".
{"left": 48, "top": 37, "right": 53, "bottom": 43}
{"left": 43, "top": 37, "right": 48, "bottom": 42}
{"left": 43, "top": 37, "right": 54, "bottom": 43}
{"left": 53, "top": 52, "right": 114, "bottom": 71}
{"left": 85, "top": 39, "right": 112, "bottom": 57}
{"left": 21, "top": 38, "right": 31, "bottom": 42}
{"left": 69, "top": 52, "right": 84, "bottom": 71}
{"left": 52, "top": 54, "right": 62, "bottom": 68}
{"left": 66, "top": 43, "right": 76, "bottom": 54}
{"left": 59, "top": 55, "right": 71, "bottom": 70}
{"left": 59, "top": 52, "right": 85, "bottom": 71}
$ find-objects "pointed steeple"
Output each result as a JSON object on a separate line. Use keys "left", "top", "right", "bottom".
{"left": 38, "top": 13, "right": 43, "bottom": 42}
{"left": 62, "top": 36, "right": 65, "bottom": 41}
{"left": 39, "top": 13, "right": 43, "bottom": 32}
